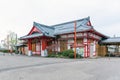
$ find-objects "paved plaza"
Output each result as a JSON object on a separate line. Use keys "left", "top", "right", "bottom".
{"left": 0, "top": 52, "right": 120, "bottom": 80}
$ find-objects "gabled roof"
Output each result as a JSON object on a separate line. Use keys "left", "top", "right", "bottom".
{"left": 20, "top": 22, "right": 55, "bottom": 40}
{"left": 20, "top": 16, "right": 107, "bottom": 40}
{"left": 28, "top": 17, "right": 93, "bottom": 37}
{"left": 52, "top": 17, "right": 93, "bottom": 35}
{"left": 33, "top": 22, "right": 55, "bottom": 37}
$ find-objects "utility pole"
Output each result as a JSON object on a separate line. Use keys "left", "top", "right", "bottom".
{"left": 74, "top": 21, "right": 77, "bottom": 59}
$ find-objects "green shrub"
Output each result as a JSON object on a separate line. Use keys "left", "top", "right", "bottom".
{"left": 47, "top": 53, "right": 56, "bottom": 57}
{"left": 68, "top": 52, "right": 74, "bottom": 58}
{"left": 77, "top": 54, "right": 83, "bottom": 58}
{"left": 0, "top": 49, "right": 10, "bottom": 53}
{"left": 47, "top": 49, "right": 83, "bottom": 59}
{"left": 62, "top": 49, "right": 74, "bottom": 57}
{"left": 57, "top": 52, "right": 62, "bottom": 55}
{"left": 68, "top": 53, "right": 83, "bottom": 58}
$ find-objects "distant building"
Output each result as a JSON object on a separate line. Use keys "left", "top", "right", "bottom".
{"left": 101, "top": 37, "right": 120, "bottom": 56}
{"left": 20, "top": 17, "right": 108, "bottom": 57}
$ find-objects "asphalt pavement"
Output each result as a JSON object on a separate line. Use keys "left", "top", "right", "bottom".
{"left": 0, "top": 52, "right": 120, "bottom": 80}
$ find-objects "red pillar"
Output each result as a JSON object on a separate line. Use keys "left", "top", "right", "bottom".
{"left": 87, "top": 40, "right": 90, "bottom": 57}
{"left": 42, "top": 38, "right": 47, "bottom": 50}
{"left": 84, "top": 44, "right": 86, "bottom": 58}
{"left": 84, "top": 44, "right": 88, "bottom": 58}
{"left": 28, "top": 39, "right": 32, "bottom": 51}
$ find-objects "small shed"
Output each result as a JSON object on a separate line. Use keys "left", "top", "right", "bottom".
{"left": 15, "top": 44, "right": 27, "bottom": 54}
{"left": 101, "top": 37, "right": 120, "bottom": 56}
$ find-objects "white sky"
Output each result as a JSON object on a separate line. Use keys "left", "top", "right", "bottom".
{"left": 0, "top": 0, "right": 120, "bottom": 41}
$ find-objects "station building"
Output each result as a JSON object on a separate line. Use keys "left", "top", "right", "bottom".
{"left": 19, "top": 17, "right": 108, "bottom": 57}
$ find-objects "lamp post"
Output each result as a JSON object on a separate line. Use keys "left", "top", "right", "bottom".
{"left": 74, "top": 21, "right": 77, "bottom": 59}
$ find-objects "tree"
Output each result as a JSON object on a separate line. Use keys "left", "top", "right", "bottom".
{"left": 7, "top": 31, "right": 18, "bottom": 51}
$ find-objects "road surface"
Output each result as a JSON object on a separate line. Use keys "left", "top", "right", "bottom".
{"left": 0, "top": 53, "right": 120, "bottom": 80}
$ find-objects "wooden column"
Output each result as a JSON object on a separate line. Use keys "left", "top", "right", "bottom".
{"left": 42, "top": 38, "right": 47, "bottom": 50}
{"left": 84, "top": 44, "right": 87, "bottom": 58}
{"left": 83, "top": 38, "right": 88, "bottom": 58}
{"left": 28, "top": 39, "right": 32, "bottom": 56}
{"left": 93, "top": 40, "right": 96, "bottom": 56}
{"left": 28, "top": 39, "right": 32, "bottom": 51}
{"left": 41, "top": 38, "right": 48, "bottom": 56}
{"left": 56, "top": 39, "right": 58, "bottom": 53}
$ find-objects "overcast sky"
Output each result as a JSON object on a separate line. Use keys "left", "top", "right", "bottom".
{"left": 0, "top": 0, "right": 120, "bottom": 41}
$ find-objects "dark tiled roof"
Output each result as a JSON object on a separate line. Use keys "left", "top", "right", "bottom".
{"left": 33, "top": 22, "right": 55, "bottom": 37}
{"left": 20, "top": 33, "right": 43, "bottom": 39}
{"left": 20, "top": 16, "right": 107, "bottom": 39}
{"left": 52, "top": 17, "right": 92, "bottom": 35}
{"left": 102, "top": 37, "right": 120, "bottom": 44}
{"left": 15, "top": 44, "right": 27, "bottom": 47}
{"left": 31, "top": 17, "right": 93, "bottom": 37}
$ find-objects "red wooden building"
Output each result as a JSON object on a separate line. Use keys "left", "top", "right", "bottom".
{"left": 20, "top": 17, "right": 108, "bottom": 57}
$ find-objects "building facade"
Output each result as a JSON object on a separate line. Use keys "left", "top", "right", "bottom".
{"left": 20, "top": 17, "right": 108, "bottom": 57}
